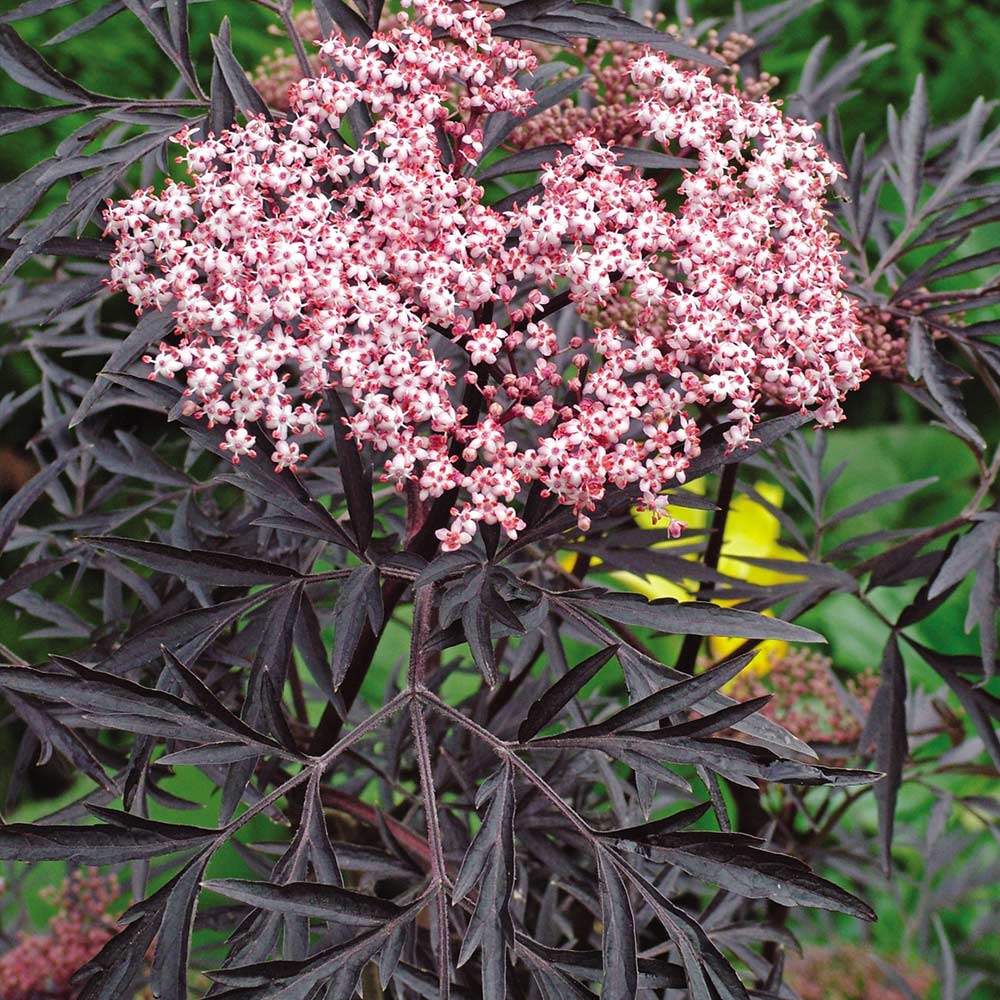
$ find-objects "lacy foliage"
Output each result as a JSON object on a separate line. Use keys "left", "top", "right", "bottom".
{"left": 0, "top": 0, "right": 998, "bottom": 998}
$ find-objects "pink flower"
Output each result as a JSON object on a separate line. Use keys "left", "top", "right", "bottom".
{"left": 105, "top": 0, "right": 865, "bottom": 549}
{"left": 0, "top": 869, "right": 121, "bottom": 1000}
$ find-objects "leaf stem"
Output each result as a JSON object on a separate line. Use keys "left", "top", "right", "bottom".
{"left": 674, "top": 461, "right": 740, "bottom": 677}
{"left": 227, "top": 690, "right": 409, "bottom": 838}
{"left": 409, "top": 699, "right": 452, "bottom": 997}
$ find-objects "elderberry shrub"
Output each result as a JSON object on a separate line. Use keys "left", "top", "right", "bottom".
{"left": 0, "top": 1, "right": 998, "bottom": 997}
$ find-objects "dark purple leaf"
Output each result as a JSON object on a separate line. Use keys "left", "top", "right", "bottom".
{"left": 595, "top": 848, "right": 637, "bottom": 1000}
{"left": 331, "top": 563, "right": 382, "bottom": 687}
{"left": 518, "top": 643, "right": 619, "bottom": 742}
{"left": 826, "top": 476, "right": 938, "bottom": 527}
{"left": 205, "top": 878, "right": 403, "bottom": 923}
{"left": 0, "top": 102, "right": 81, "bottom": 135}
{"left": 559, "top": 590, "right": 824, "bottom": 643}
{"left": 150, "top": 851, "right": 211, "bottom": 1000}
{"left": 558, "top": 649, "right": 758, "bottom": 737}
{"left": 0, "top": 443, "right": 85, "bottom": 552}
{"left": 891, "top": 74, "right": 927, "bottom": 217}
{"left": 69, "top": 307, "right": 177, "bottom": 428}
{"left": 455, "top": 761, "right": 515, "bottom": 997}
{"left": 0, "top": 23, "right": 102, "bottom": 102}
{"left": 96, "top": 592, "right": 262, "bottom": 675}
{"left": 859, "top": 635, "right": 908, "bottom": 874}
{"left": 314, "top": 0, "right": 372, "bottom": 43}
{"left": 650, "top": 834, "right": 876, "bottom": 919}
{"left": 44, "top": 0, "right": 124, "bottom": 45}
{"left": 0, "top": 815, "right": 215, "bottom": 862}
{"left": 210, "top": 19, "right": 270, "bottom": 119}
{"left": 907, "top": 318, "right": 985, "bottom": 450}
{"left": 86, "top": 535, "right": 301, "bottom": 586}
{"left": 327, "top": 390, "right": 374, "bottom": 551}
{"left": 621, "top": 860, "right": 748, "bottom": 1000}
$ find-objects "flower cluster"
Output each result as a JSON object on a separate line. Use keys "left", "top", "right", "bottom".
{"left": 106, "top": 0, "right": 864, "bottom": 548}
{"left": 0, "top": 869, "right": 120, "bottom": 1000}
{"left": 726, "top": 646, "right": 878, "bottom": 746}
{"left": 629, "top": 55, "right": 865, "bottom": 432}
{"left": 510, "top": 17, "right": 776, "bottom": 152}
{"left": 854, "top": 302, "right": 914, "bottom": 379}
{"left": 786, "top": 945, "right": 934, "bottom": 1000}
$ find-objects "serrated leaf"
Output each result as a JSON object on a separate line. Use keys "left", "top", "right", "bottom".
{"left": 454, "top": 761, "right": 515, "bottom": 901}
{"left": 120, "top": 0, "right": 198, "bottom": 95}
{"left": 0, "top": 655, "right": 280, "bottom": 749}
{"left": 560, "top": 590, "right": 824, "bottom": 643}
{"left": 516, "top": 936, "right": 685, "bottom": 991}
{"left": 294, "top": 591, "right": 335, "bottom": 699}
{"left": 826, "top": 477, "right": 938, "bottom": 527}
{"left": 595, "top": 849, "right": 637, "bottom": 1000}
{"left": 518, "top": 644, "right": 618, "bottom": 742}
{"left": 74, "top": 897, "right": 161, "bottom": 999}
{"left": 157, "top": 741, "right": 270, "bottom": 765}
{"left": 150, "top": 851, "right": 211, "bottom": 1000}
{"left": 96, "top": 592, "right": 262, "bottom": 675}
{"left": 455, "top": 761, "right": 515, "bottom": 997}
{"left": 209, "top": 19, "right": 270, "bottom": 119}
{"left": 895, "top": 74, "right": 927, "bottom": 218}
{"left": 205, "top": 878, "right": 403, "bottom": 923}
{"left": 0, "top": 554, "right": 74, "bottom": 604}
{"left": 328, "top": 391, "right": 374, "bottom": 551}
{"left": 481, "top": 70, "right": 589, "bottom": 156}
{"left": 70, "top": 306, "right": 177, "bottom": 427}
{"left": 478, "top": 142, "right": 569, "bottom": 180}
{"left": 664, "top": 694, "right": 773, "bottom": 738}
{"left": 1, "top": 0, "right": 78, "bottom": 22}
{"left": 495, "top": 4, "right": 722, "bottom": 66}
{"left": 206, "top": 895, "right": 423, "bottom": 994}
{"left": 461, "top": 592, "right": 497, "bottom": 686}
{"left": 44, "top": 0, "right": 125, "bottom": 46}
{"left": 82, "top": 536, "right": 301, "bottom": 586}
{"left": 0, "top": 102, "right": 81, "bottom": 136}
{"left": 911, "top": 640, "right": 1000, "bottom": 769}
{"left": 561, "top": 649, "right": 758, "bottom": 738}
{"left": 542, "top": 731, "right": 877, "bottom": 789}
{"left": 0, "top": 444, "right": 85, "bottom": 552}
{"left": 620, "top": 859, "right": 747, "bottom": 1000}
{"left": 159, "top": 648, "right": 285, "bottom": 749}
{"left": 0, "top": 23, "right": 102, "bottom": 102}
{"left": 331, "top": 563, "right": 382, "bottom": 688}
{"left": 650, "top": 834, "right": 876, "bottom": 919}
{"left": 314, "top": 0, "right": 371, "bottom": 43}
{"left": 417, "top": 548, "right": 483, "bottom": 585}
{"left": 614, "top": 147, "right": 692, "bottom": 171}
{"left": 597, "top": 802, "right": 711, "bottom": 844}
{"left": 0, "top": 816, "right": 215, "bottom": 862}
{"left": 907, "top": 319, "right": 984, "bottom": 450}
{"left": 5, "top": 690, "right": 117, "bottom": 795}
{"left": 928, "top": 518, "right": 1000, "bottom": 599}
{"left": 859, "top": 634, "right": 908, "bottom": 874}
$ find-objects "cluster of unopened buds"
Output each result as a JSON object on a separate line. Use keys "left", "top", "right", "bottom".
{"left": 106, "top": 0, "right": 865, "bottom": 550}
{"left": 853, "top": 297, "right": 938, "bottom": 380}
{"left": 725, "top": 646, "right": 878, "bottom": 747}
{"left": 0, "top": 868, "right": 119, "bottom": 999}
{"left": 786, "top": 944, "right": 935, "bottom": 1000}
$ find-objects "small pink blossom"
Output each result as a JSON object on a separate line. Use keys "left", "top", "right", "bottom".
{"left": 0, "top": 869, "right": 120, "bottom": 1000}
{"left": 106, "top": 0, "right": 865, "bottom": 549}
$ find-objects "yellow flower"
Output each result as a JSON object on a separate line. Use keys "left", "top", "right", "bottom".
{"left": 613, "top": 481, "right": 806, "bottom": 679}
